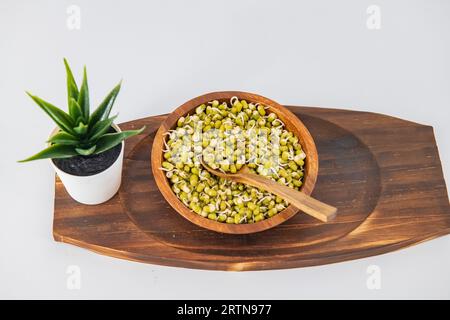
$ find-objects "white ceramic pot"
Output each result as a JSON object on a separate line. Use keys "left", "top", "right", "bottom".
{"left": 49, "top": 123, "right": 124, "bottom": 205}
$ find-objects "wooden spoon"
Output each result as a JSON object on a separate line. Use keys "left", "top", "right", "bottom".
{"left": 201, "top": 160, "right": 337, "bottom": 223}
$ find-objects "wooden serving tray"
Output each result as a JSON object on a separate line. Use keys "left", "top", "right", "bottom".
{"left": 53, "top": 106, "right": 450, "bottom": 271}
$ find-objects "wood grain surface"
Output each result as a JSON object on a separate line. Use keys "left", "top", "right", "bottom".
{"left": 53, "top": 106, "right": 450, "bottom": 271}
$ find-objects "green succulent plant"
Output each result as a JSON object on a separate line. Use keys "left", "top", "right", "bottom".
{"left": 19, "top": 59, "right": 145, "bottom": 162}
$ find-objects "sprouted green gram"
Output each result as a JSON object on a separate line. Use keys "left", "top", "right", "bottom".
{"left": 160, "top": 97, "right": 306, "bottom": 224}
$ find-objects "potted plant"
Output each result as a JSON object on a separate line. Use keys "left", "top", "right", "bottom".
{"left": 19, "top": 59, "right": 145, "bottom": 205}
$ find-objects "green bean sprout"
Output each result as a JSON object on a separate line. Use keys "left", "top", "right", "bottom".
{"left": 160, "top": 97, "right": 306, "bottom": 224}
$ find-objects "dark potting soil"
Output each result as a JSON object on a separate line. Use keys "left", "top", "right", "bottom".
{"left": 53, "top": 142, "right": 122, "bottom": 176}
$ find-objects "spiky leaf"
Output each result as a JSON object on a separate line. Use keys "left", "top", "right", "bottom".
{"left": 88, "top": 115, "right": 118, "bottom": 142}
{"left": 47, "top": 132, "right": 79, "bottom": 145}
{"left": 18, "top": 144, "right": 78, "bottom": 162}
{"left": 63, "top": 58, "right": 79, "bottom": 106}
{"left": 89, "top": 81, "right": 121, "bottom": 126}
{"left": 73, "top": 122, "right": 88, "bottom": 136}
{"left": 94, "top": 127, "right": 145, "bottom": 154}
{"left": 75, "top": 145, "right": 96, "bottom": 156}
{"left": 77, "top": 66, "right": 89, "bottom": 120}
{"left": 26, "top": 92, "right": 75, "bottom": 135}
{"left": 68, "top": 97, "right": 83, "bottom": 123}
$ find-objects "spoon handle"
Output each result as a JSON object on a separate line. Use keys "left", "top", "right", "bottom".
{"left": 237, "top": 172, "right": 337, "bottom": 222}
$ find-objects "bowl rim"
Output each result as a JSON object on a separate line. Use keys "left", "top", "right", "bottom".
{"left": 151, "top": 91, "right": 318, "bottom": 234}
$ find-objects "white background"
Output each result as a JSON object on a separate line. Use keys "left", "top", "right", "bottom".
{"left": 1, "top": 0, "right": 449, "bottom": 299}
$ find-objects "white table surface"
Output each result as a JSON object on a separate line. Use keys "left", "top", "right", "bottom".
{"left": 1, "top": 0, "right": 449, "bottom": 299}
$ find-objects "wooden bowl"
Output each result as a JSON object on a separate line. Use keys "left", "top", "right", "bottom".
{"left": 151, "top": 91, "right": 318, "bottom": 234}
